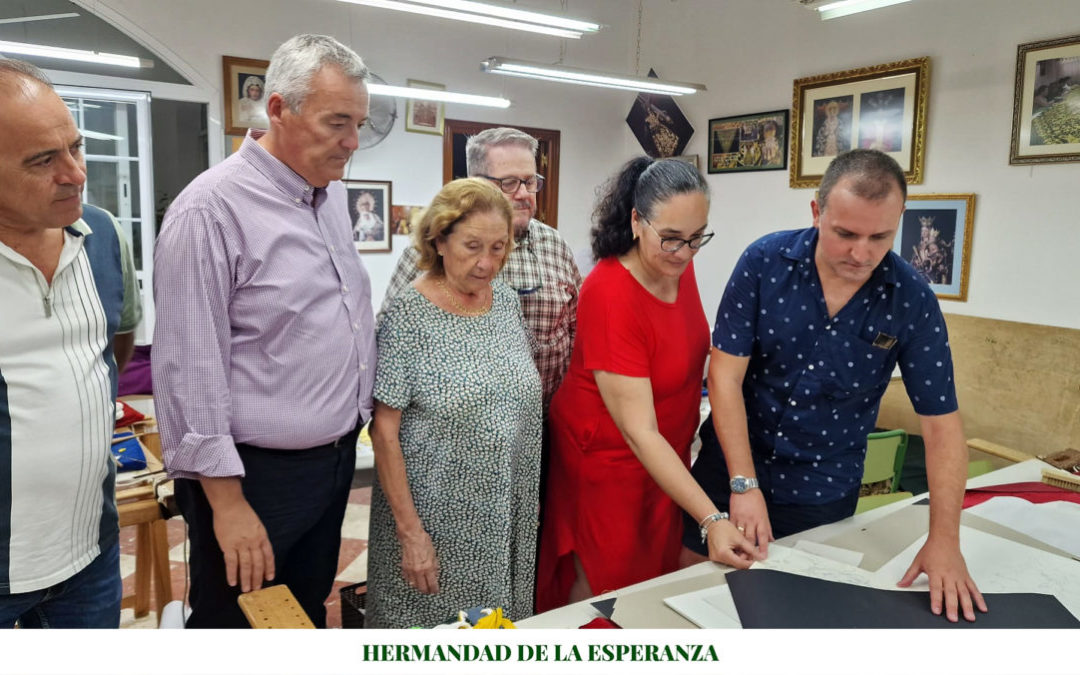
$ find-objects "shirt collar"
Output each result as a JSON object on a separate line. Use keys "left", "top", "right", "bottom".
{"left": 240, "top": 129, "right": 319, "bottom": 206}
{"left": 65, "top": 218, "right": 92, "bottom": 237}
{"left": 782, "top": 226, "right": 899, "bottom": 286}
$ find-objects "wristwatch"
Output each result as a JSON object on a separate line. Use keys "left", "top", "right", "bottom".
{"left": 729, "top": 475, "right": 759, "bottom": 494}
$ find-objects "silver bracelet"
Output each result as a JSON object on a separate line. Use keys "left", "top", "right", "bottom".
{"left": 698, "top": 511, "right": 729, "bottom": 544}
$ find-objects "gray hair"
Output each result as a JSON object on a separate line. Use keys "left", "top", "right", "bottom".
{"left": 465, "top": 127, "right": 539, "bottom": 176}
{"left": 817, "top": 149, "right": 906, "bottom": 212}
{"left": 263, "top": 34, "right": 368, "bottom": 112}
{"left": 0, "top": 57, "right": 52, "bottom": 88}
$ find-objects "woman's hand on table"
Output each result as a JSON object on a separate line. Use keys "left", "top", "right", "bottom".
{"left": 706, "top": 520, "right": 764, "bottom": 569}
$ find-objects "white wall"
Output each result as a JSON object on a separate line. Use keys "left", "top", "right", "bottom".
{"left": 634, "top": 0, "right": 1080, "bottom": 330}
{"left": 96, "top": 0, "right": 640, "bottom": 308}
{"left": 99, "top": 0, "right": 1079, "bottom": 330}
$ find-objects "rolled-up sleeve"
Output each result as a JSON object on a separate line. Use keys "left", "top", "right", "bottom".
{"left": 152, "top": 206, "right": 244, "bottom": 479}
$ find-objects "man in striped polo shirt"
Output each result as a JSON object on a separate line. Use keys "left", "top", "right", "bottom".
{"left": 0, "top": 59, "right": 141, "bottom": 628}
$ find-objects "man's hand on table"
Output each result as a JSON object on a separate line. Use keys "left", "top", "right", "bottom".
{"left": 729, "top": 490, "right": 774, "bottom": 556}
{"left": 897, "top": 536, "right": 987, "bottom": 622}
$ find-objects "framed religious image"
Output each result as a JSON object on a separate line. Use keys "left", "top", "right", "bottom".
{"left": 344, "top": 180, "right": 392, "bottom": 252}
{"left": 1009, "top": 33, "right": 1080, "bottom": 164}
{"left": 223, "top": 56, "right": 270, "bottom": 137}
{"left": 708, "top": 109, "right": 788, "bottom": 174}
{"left": 390, "top": 204, "right": 424, "bottom": 236}
{"left": 790, "top": 57, "right": 930, "bottom": 188}
{"left": 895, "top": 194, "right": 975, "bottom": 302}
{"left": 625, "top": 69, "right": 694, "bottom": 158}
{"left": 404, "top": 79, "right": 445, "bottom": 135}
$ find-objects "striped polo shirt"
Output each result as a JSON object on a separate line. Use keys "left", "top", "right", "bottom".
{"left": 0, "top": 205, "right": 141, "bottom": 593}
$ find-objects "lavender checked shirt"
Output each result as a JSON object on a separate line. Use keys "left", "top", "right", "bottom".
{"left": 152, "top": 132, "right": 376, "bottom": 479}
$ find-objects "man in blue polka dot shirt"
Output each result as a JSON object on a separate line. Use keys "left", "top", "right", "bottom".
{"left": 682, "top": 149, "right": 986, "bottom": 622}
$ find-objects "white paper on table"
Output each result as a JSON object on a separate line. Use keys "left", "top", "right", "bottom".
{"left": 868, "top": 525, "right": 1080, "bottom": 619}
{"left": 793, "top": 539, "right": 865, "bottom": 567}
{"left": 663, "top": 584, "right": 741, "bottom": 629}
{"left": 752, "top": 544, "right": 877, "bottom": 586}
{"left": 662, "top": 544, "right": 875, "bottom": 628}
{"left": 966, "top": 496, "right": 1080, "bottom": 559}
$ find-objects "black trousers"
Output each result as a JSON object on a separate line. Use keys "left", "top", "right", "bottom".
{"left": 176, "top": 427, "right": 359, "bottom": 628}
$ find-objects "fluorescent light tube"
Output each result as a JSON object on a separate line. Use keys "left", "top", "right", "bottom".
{"left": 0, "top": 13, "right": 80, "bottom": 25}
{"left": 0, "top": 39, "right": 143, "bottom": 68}
{"left": 482, "top": 58, "right": 705, "bottom": 96}
{"left": 367, "top": 83, "right": 510, "bottom": 108}
{"left": 340, "top": 0, "right": 586, "bottom": 38}
{"left": 817, "top": 0, "right": 911, "bottom": 20}
{"left": 403, "top": 0, "right": 599, "bottom": 33}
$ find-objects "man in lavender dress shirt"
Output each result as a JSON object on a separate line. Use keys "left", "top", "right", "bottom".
{"left": 152, "top": 35, "right": 375, "bottom": 628}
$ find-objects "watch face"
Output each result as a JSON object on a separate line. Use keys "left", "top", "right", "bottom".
{"left": 732, "top": 477, "right": 748, "bottom": 493}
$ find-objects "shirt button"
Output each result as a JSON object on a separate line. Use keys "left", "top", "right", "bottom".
{"left": 360, "top": 364, "right": 367, "bottom": 371}
{"left": 808, "top": 364, "right": 814, "bottom": 370}
{"left": 330, "top": 245, "right": 337, "bottom": 252}
{"left": 294, "top": 198, "right": 302, "bottom": 203}
{"left": 342, "top": 285, "right": 349, "bottom": 293}
{"left": 777, "top": 431, "right": 783, "bottom": 437}
{"left": 352, "top": 321, "right": 360, "bottom": 332}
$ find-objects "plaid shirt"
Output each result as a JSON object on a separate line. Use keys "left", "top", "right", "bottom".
{"left": 381, "top": 219, "right": 581, "bottom": 409}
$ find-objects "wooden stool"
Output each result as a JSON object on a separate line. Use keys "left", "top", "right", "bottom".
{"left": 116, "top": 430, "right": 174, "bottom": 623}
{"left": 238, "top": 585, "right": 315, "bottom": 628}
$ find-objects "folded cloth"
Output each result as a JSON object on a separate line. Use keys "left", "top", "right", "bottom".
{"left": 115, "top": 400, "right": 146, "bottom": 428}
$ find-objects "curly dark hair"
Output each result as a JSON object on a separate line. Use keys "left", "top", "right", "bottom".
{"left": 590, "top": 157, "right": 709, "bottom": 261}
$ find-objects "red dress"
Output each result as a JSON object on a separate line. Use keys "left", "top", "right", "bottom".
{"left": 536, "top": 257, "right": 709, "bottom": 612}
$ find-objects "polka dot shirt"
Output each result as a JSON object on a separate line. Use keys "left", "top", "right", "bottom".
{"left": 712, "top": 227, "right": 957, "bottom": 504}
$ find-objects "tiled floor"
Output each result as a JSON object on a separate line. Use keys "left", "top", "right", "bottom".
{"left": 119, "top": 486, "right": 372, "bottom": 629}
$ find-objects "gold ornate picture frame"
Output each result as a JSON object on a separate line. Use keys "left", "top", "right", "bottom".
{"left": 790, "top": 57, "right": 930, "bottom": 188}
{"left": 1009, "top": 33, "right": 1080, "bottom": 165}
{"left": 894, "top": 193, "right": 975, "bottom": 302}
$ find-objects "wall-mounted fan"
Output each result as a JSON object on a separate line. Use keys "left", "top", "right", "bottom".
{"left": 359, "top": 73, "right": 397, "bottom": 149}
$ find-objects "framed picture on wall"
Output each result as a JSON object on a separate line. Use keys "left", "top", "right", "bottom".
{"left": 222, "top": 56, "right": 270, "bottom": 137}
{"left": 790, "top": 57, "right": 930, "bottom": 188}
{"left": 344, "top": 180, "right": 393, "bottom": 252}
{"left": 707, "top": 109, "right": 788, "bottom": 174}
{"left": 404, "top": 79, "right": 446, "bottom": 135}
{"left": 1009, "top": 33, "right": 1080, "bottom": 165}
{"left": 895, "top": 193, "right": 975, "bottom": 301}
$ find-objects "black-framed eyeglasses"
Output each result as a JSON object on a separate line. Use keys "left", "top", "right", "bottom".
{"left": 641, "top": 219, "right": 714, "bottom": 252}
{"left": 479, "top": 173, "right": 545, "bottom": 194}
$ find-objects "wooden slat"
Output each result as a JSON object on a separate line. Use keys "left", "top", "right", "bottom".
{"left": 966, "top": 438, "right": 1033, "bottom": 464}
{"left": 238, "top": 585, "right": 315, "bottom": 629}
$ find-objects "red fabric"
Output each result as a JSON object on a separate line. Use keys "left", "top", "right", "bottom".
{"left": 536, "top": 258, "right": 709, "bottom": 613}
{"left": 579, "top": 617, "right": 622, "bottom": 629}
{"left": 962, "top": 481, "right": 1080, "bottom": 508}
{"left": 114, "top": 400, "right": 146, "bottom": 428}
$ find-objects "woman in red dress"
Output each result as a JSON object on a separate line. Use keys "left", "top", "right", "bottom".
{"left": 536, "top": 157, "right": 761, "bottom": 612}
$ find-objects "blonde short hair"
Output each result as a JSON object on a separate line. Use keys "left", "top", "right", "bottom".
{"left": 413, "top": 178, "right": 514, "bottom": 276}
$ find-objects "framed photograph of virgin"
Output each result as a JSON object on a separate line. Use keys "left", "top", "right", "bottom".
{"left": 1009, "top": 33, "right": 1080, "bottom": 164}
{"left": 894, "top": 194, "right": 975, "bottom": 301}
{"left": 223, "top": 56, "right": 270, "bottom": 136}
{"left": 790, "top": 57, "right": 930, "bottom": 188}
{"left": 344, "top": 180, "right": 392, "bottom": 252}
{"left": 404, "top": 79, "right": 446, "bottom": 135}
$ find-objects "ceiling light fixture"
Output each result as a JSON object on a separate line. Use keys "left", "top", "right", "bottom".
{"left": 0, "top": 39, "right": 145, "bottom": 68}
{"left": 0, "top": 12, "right": 80, "bottom": 25}
{"left": 367, "top": 82, "right": 510, "bottom": 108}
{"left": 815, "top": 0, "right": 912, "bottom": 20}
{"left": 481, "top": 57, "right": 706, "bottom": 96}
{"left": 338, "top": 0, "right": 598, "bottom": 39}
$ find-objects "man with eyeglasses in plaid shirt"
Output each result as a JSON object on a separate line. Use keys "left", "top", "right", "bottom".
{"left": 382, "top": 127, "right": 581, "bottom": 413}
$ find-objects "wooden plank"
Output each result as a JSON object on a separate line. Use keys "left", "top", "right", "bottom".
{"left": 238, "top": 585, "right": 315, "bottom": 629}
{"left": 966, "top": 438, "right": 1033, "bottom": 464}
